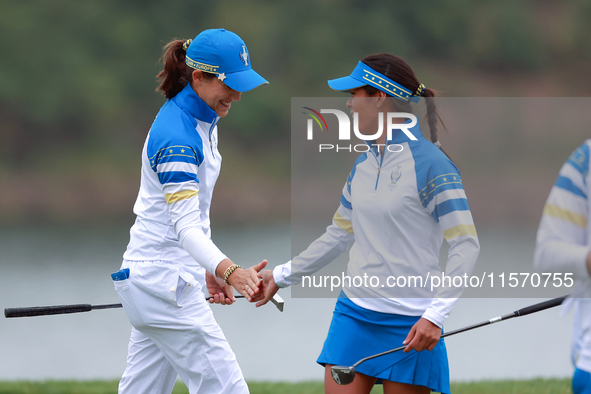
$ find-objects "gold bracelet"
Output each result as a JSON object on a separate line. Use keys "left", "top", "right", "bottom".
{"left": 224, "top": 264, "right": 242, "bottom": 285}
{"left": 223, "top": 264, "right": 235, "bottom": 280}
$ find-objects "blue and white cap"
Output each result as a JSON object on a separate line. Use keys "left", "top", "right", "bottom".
{"left": 185, "top": 29, "right": 268, "bottom": 92}
{"left": 328, "top": 61, "right": 421, "bottom": 103}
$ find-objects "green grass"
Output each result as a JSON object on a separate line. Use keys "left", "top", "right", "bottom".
{"left": 0, "top": 378, "right": 571, "bottom": 393}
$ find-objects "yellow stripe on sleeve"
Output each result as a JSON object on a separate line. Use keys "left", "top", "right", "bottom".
{"left": 543, "top": 204, "right": 587, "bottom": 228}
{"left": 443, "top": 224, "right": 477, "bottom": 240}
{"left": 165, "top": 190, "right": 198, "bottom": 204}
{"left": 333, "top": 211, "right": 353, "bottom": 234}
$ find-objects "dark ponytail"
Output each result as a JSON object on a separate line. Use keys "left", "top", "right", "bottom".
{"left": 422, "top": 87, "right": 447, "bottom": 147}
{"left": 360, "top": 54, "right": 452, "bottom": 161}
{"left": 156, "top": 39, "right": 194, "bottom": 99}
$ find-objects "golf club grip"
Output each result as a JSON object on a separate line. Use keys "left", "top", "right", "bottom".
{"left": 205, "top": 295, "right": 245, "bottom": 300}
{"left": 5, "top": 304, "right": 92, "bottom": 318}
{"left": 514, "top": 295, "right": 567, "bottom": 317}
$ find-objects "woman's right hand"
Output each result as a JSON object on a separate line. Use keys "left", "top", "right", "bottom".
{"left": 255, "top": 269, "right": 279, "bottom": 308}
{"left": 402, "top": 318, "right": 442, "bottom": 353}
{"left": 226, "top": 260, "right": 267, "bottom": 301}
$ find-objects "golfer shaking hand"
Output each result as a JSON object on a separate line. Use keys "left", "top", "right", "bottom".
{"left": 257, "top": 54, "right": 479, "bottom": 394}
{"left": 113, "top": 29, "right": 268, "bottom": 394}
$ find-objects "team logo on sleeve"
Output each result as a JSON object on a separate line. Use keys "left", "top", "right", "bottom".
{"left": 388, "top": 166, "right": 402, "bottom": 190}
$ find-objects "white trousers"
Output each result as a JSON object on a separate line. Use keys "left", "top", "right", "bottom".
{"left": 114, "top": 260, "right": 249, "bottom": 394}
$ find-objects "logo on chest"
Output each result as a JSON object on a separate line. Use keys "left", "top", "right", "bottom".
{"left": 388, "top": 166, "right": 402, "bottom": 191}
{"left": 209, "top": 133, "right": 218, "bottom": 149}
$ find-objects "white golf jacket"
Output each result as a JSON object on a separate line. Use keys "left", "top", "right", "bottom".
{"left": 274, "top": 121, "right": 480, "bottom": 327}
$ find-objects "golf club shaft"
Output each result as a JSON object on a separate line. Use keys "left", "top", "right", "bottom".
{"left": 5, "top": 295, "right": 247, "bottom": 318}
{"left": 352, "top": 295, "right": 567, "bottom": 368}
{"left": 4, "top": 303, "right": 122, "bottom": 318}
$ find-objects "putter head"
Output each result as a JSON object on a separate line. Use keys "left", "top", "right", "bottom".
{"left": 331, "top": 365, "right": 355, "bottom": 385}
{"left": 271, "top": 294, "right": 284, "bottom": 312}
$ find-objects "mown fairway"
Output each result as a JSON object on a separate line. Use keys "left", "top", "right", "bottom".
{"left": 0, "top": 378, "right": 571, "bottom": 394}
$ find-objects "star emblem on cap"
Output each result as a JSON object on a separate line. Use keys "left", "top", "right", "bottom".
{"left": 217, "top": 73, "right": 226, "bottom": 81}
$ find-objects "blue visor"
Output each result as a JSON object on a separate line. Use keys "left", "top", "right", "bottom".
{"left": 328, "top": 61, "right": 420, "bottom": 103}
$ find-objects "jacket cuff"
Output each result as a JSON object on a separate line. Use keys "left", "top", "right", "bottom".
{"left": 421, "top": 308, "right": 445, "bottom": 328}
{"left": 273, "top": 261, "right": 292, "bottom": 288}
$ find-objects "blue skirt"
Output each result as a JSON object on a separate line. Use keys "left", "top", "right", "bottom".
{"left": 317, "top": 296, "right": 450, "bottom": 394}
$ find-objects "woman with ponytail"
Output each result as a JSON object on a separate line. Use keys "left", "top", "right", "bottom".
{"left": 113, "top": 29, "right": 268, "bottom": 394}
{"left": 257, "top": 54, "right": 480, "bottom": 393}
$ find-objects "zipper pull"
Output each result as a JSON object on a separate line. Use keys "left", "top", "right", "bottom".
{"left": 377, "top": 166, "right": 381, "bottom": 176}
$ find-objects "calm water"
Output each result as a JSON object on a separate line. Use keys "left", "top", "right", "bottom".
{"left": 0, "top": 225, "right": 573, "bottom": 382}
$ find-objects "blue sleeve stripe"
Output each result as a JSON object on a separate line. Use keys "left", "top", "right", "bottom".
{"left": 149, "top": 145, "right": 195, "bottom": 161}
{"left": 418, "top": 173, "right": 459, "bottom": 195}
{"left": 421, "top": 181, "right": 464, "bottom": 208}
{"left": 431, "top": 198, "right": 470, "bottom": 222}
{"left": 158, "top": 171, "right": 198, "bottom": 185}
{"left": 555, "top": 175, "right": 587, "bottom": 199}
{"left": 340, "top": 194, "right": 352, "bottom": 210}
{"left": 566, "top": 145, "right": 590, "bottom": 177}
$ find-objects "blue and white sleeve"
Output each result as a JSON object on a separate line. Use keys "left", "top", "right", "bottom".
{"left": 149, "top": 138, "right": 227, "bottom": 274}
{"left": 535, "top": 141, "right": 591, "bottom": 279}
{"left": 420, "top": 161, "right": 480, "bottom": 327}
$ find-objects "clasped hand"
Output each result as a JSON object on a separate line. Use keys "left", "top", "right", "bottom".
{"left": 207, "top": 260, "right": 268, "bottom": 304}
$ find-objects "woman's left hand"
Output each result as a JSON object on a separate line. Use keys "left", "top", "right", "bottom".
{"left": 402, "top": 318, "right": 442, "bottom": 352}
{"left": 206, "top": 271, "right": 235, "bottom": 305}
